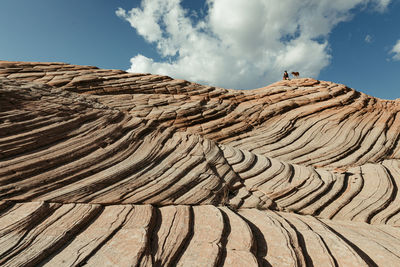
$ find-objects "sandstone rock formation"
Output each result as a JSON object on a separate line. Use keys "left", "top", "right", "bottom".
{"left": 1, "top": 61, "right": 400, "bottom": 266}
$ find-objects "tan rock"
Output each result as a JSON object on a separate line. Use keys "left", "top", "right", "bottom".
{"left": 1, "top": 61, "right": 400, "bottom": 266}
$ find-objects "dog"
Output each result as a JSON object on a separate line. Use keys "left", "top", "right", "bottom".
{"left": 291, "top": 72, "right": 299, "bottom": 78}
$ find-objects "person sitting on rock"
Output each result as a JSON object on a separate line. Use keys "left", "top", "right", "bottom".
{"left": 283, "top": 70, "right": 289, "bottom": 80}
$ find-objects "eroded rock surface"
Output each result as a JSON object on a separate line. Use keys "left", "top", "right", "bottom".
{"left": 1, "top": 61, "right": 400, "bottom": 266}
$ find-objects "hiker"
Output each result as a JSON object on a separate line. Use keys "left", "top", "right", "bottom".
{"left": 283, "top": 70, "right": 289, "bottom": 80}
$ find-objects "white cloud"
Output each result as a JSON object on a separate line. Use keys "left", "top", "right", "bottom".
{"left": 390, "top": 40, "right": 400, "bottom": 61}
{"left": 117, "top": 0, "right": 392, "bottom": 89}
{"left": 372, "top": 0, "right": 391, "bottom": 12}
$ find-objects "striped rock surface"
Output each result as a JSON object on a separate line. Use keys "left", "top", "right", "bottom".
{"left": 1, "top": 61, "right": 400, "bottom": 266}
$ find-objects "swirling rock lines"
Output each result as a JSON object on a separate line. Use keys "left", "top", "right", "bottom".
{"left": 1, "top": 61, "right": 400, "bottom": 266}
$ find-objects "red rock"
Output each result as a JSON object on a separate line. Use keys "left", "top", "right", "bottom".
{"left": 1, "top": 61, "right": 400, "bottom": 266}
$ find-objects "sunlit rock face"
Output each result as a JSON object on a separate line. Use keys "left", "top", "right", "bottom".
{"left": 1, "top": 61, "right": 400, "bottom": 266}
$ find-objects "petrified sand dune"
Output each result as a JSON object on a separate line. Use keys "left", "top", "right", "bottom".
{"left": 1, "top": 61, "right": 400, "bottom": 266}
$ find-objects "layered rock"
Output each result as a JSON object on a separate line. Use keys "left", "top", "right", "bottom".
{"left": 1, "top": 61, "right": 400, "bottom": 266}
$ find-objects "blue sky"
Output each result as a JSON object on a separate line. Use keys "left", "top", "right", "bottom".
{"left": 0, "top": 0, "right": 399, "bottom": 99}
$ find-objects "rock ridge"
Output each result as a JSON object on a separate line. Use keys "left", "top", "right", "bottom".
{"left": 1, "top": 61, "right": 400, "bottom": 266}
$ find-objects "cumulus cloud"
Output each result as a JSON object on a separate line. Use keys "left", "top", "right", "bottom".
{"left": 117, "top": 0, "right": 391, "bottom": 89}
{"left": 390, "top": 40, "right": 400, "bottom": 61}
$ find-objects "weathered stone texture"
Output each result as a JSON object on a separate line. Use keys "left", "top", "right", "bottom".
{"left": 1, "top": 61, "right": 400, "bottom": 266}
